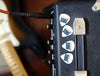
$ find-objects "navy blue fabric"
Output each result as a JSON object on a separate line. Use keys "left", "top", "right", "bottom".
{"left": 53, "top": 1, "right": 100, "bottom": 76}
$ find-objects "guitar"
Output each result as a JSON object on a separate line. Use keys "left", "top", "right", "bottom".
{"left": 0, "top": 0, "right": 28, "bottom": 76}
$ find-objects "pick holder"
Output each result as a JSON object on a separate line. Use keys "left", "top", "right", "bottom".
{"left": 73, "top": 18, "right": 87, "bottom": 76}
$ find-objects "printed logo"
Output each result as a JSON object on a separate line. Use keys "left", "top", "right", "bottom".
{"left": 62, "top": 40, "right": 75, "bottom": 52}
{"left": 62, "top": 25, "right": 73, "bottom": 37}
{"left": 59, "top": 14, "right": 70, "bottom": 26}
{"left": 60, "top": 53, "right": 73, "bottom": 64}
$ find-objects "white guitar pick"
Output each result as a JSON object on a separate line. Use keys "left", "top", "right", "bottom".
{"left": 62, "top": 25, "right": 73, "bottom": 37}
{"left": 60, "top": 53, "right": 73, "bottom": 64}
{"left": 62, "top": 40, "right": 75, "bottom": 52}
{"left": 59, "top": 14, "right": 70, "bottom": 26}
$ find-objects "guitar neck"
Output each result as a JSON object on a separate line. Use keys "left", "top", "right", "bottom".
{"left": 0, "top": 40, "right": 28, "bottom": 76}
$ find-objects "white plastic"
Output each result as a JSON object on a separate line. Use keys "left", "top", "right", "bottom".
{"left": 0, "top": 0, "right": 20, "bottom": 46}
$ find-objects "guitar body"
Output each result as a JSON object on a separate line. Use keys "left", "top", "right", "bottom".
{"left": 0, "top": 0, "right": 52, "bottom": 76}
{"left": 0, "top": 0, "right": 28, "bottom": 76}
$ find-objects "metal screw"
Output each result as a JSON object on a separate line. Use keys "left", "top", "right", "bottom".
{"left": 94, "top": 5, "right": 97, "bottom": 10}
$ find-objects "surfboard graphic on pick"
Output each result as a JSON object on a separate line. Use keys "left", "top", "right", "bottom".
{"left": 62, "top": 25, "right": 73, "bottom": 37}
{"left": 62, "top": 41, "right": 75, "bottom": 52}
{"left": 59, "top": 14, "right": 70, "bottom": 26}
{"left": 60, "top": 53, "right": 73, "bottom": 64}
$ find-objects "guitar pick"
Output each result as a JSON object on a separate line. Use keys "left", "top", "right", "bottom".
{"left": 59, "top": 14, "right": 70, "bottom": 26}
{"left": 62, "top": 25, "right": 73, "bottom": 37}
{"left": 62, "top": 40, "right": 75, "bottom": 52}
{"left": 60, "top": 53, "right": 73, "bottom": 64}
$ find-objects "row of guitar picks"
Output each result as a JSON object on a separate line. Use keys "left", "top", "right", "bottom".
{"left": 60, "top": 13, "right": 75, "bottom": 64}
